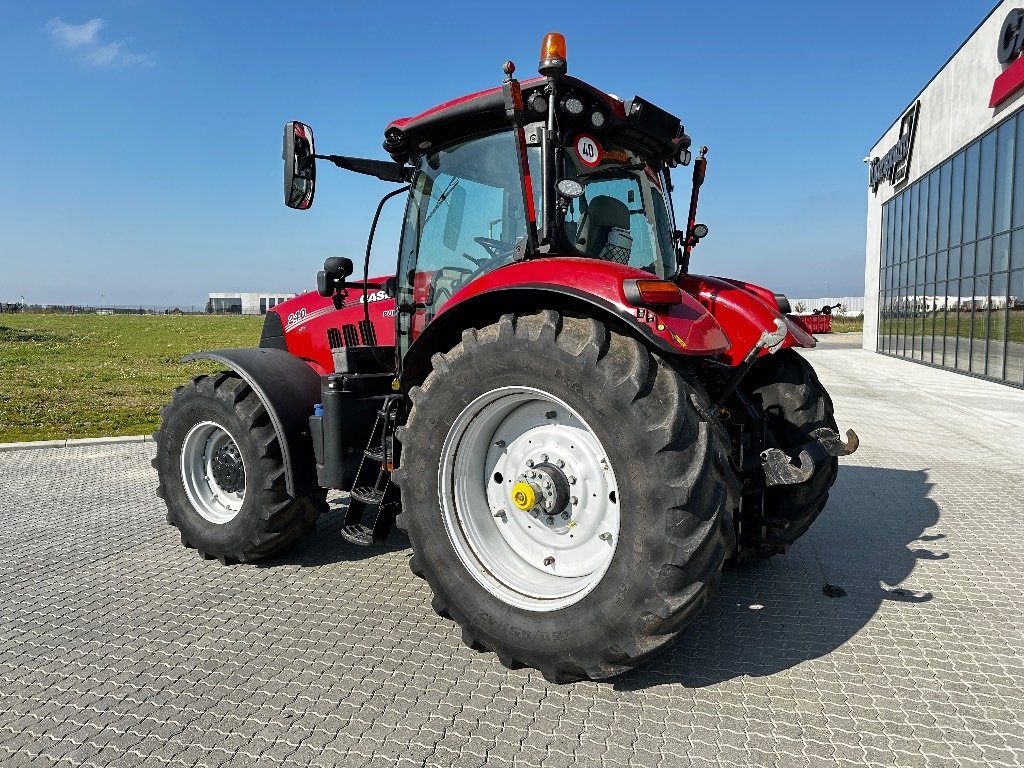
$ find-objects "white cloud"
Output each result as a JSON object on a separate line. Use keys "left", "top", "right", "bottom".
{"left": 44, "top": 17, "right": 153, "bottom": 68}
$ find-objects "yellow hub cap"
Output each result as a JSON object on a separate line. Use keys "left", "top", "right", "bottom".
{"left": 511, "top": 481, "right": 537, "bottom": 511}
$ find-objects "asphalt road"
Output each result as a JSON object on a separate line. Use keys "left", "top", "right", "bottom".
{"left": 1, "top": 343, "right": 1022, "bottom": 767}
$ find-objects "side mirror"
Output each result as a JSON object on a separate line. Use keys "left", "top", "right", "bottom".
{"left": 283, "top": 121, "right": 316, "bottom": 209}
{"left": 317, "top": 256, "right": 354, "bottom": 297}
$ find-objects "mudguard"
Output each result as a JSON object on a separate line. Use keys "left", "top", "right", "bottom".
{"left": 183, "top": 348, "right": 320, "bottom": 498}
{"left": 679, "top": 274, "right": 817, "bottom": 366}
{"left": 402, "top": 257, "right": 730, "bottom": 383}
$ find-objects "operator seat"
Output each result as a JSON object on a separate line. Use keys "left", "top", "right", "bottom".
{"left": 577, "top": 195, "right": 633, "bottom": 265}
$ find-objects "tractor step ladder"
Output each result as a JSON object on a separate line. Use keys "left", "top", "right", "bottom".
{"left": 340, "top": 396, "right": 401, "bottom": 547}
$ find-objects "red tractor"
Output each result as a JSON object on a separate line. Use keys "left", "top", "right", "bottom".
{"left": 153, "top": 34, "right": 858, "bottom": 682}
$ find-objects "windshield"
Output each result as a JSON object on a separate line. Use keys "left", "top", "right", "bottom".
{"left": 560, "top": 134, "right": 677, "bottom": 277}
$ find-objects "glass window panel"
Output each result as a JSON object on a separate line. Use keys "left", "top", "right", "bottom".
{"left": 925, "top": 252, "right": 936, "bottom": 283}
{"left": 1008, "top": 271, "right": 1024, "bottom": 385}
{"left": 917, "top": 256, "right": 926, "bottom": 284}
{"left": 993, "top": 232, "right": 1010, "bottom": 272}
{"left": 927, "top": 170, "right": 940, "bottom": 253}
{"left": 978, "top": 131, "right": 996, "bottom": 239}
{"left": 893, "top": 193, "right": 903, "bottom": 263}
{"left": 938, "top": 160, "right": 951, "bottom": 250}
{"left": 939, "top": 281, "right": 954, "bottom": 367}
{"left": 976, "top": 237, "right": 992, "bottom": 275}
{"left": 911, "top": 285, "right": 922, "bottom": 361}
{"left": 880, "top": 203, "right": 889, "bottom": 268}
{"left": 917, "top": 180, "right": 925, "bottom": 259}
{"left": 949, "top": 246, "right": 961, "bottom": 279}
{"left": 988, "top": 271, "right": 1009, "bottom": 381}
{"left": 1012, "top": 228, "right": 1024, "bottom": 269}
{"left": 995, "top": 120, "right": 1015, "bottom": 234}
{"left": 899, "top": 259, "right": 909, "bottom": 286}
{"left": 917, "top": 176, "right": 929, "bottom": 257}
{"left": 950, "top": 151, "right": 965, "bottom": 247}
{"left": 956, "top": 278, "right": 973, "bottom": 371}
{"left": 962, "top": 242, "right": 976, "bottom": 277}
{"left": 937, "top": 249, "right": 948, "bottom": 281}
{"left": 963, "top": 142, "right": 980, "bottom": 243}
{"left": 1014, "top": 115, "right": 1024, "bottom": 227}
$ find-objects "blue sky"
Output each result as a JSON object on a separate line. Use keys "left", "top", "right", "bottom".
{"left": 0, "top": 1, "right": 992, "bottom": 307}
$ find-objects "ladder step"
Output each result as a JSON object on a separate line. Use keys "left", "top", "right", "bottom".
{"left": 364, "top": 446, "right": 384, "bottom": 462}
{"left": 340, "top": 523, "right": 375, "bottom": 547}
{"left": 351, "top": 486, "right": 384, "bottom": 505}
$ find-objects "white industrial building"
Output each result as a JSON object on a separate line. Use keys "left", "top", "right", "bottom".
{"left": 207, "top": 292, "right": 295, "bottom": 315}
{"left": 864, "top": 0, "right": 1024, "bottom": 387}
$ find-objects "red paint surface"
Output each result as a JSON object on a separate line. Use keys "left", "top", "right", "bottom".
{"left": 435, "top": 258, "right": 730, "bottom": 356}
{"left": 990, "top": 55, "right": 1024, "bottom": 108}
{"left": 275, "top": 281, "right": 397, "bottom": 374}
{"left": 679, "top": 274, "right": 815, "bottom": 366}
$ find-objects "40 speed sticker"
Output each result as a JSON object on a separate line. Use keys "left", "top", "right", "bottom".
{"left": 575, "top": 134, "right": 601, "bottom": 168}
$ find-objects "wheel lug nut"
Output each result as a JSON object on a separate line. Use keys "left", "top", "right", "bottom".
{"left": 540, "top": 454, "right": 549, "bottom": 462}
{"left": 571, "top": 496, "right": 578, "bottom": 505}
{"left": 568, "top": 476, "right": 576, "bottom": 485}
{"left": 556, "top": 459, "right": 565, "bottom": 468}
{"left": 526, "top": 459, "right": 535, "bottom": 468}
{"left": 545, "top": 411, "right": 557, "bottom": 419}
{"left": 546, "top": 516, "right": 554, "bottom": 525}
{"left": 543, "top": 556, "right": 555, "bottom": 566}
{"left": 561, "top": 511, "right": 570, "bottom": 520}
{"left": 600, "top": 532, "right": 612, "bottom": 542}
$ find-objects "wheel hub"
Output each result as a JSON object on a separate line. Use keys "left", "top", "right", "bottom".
{"left": 439, "top": 387, "right": 621, "bottom": 612}
{"left": 210, "top": 442, "right": 245, "bottom": 493}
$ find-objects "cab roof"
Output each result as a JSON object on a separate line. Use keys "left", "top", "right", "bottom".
{"left": 382, "top": 75, "right": 681, "bottom": 163}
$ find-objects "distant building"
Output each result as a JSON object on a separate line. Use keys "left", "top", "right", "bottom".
{"left": 207, "top": 292, "right": 295, "bottom": 315}
{"left": 865, "top": 1, "right": 1024, "bottom": 388}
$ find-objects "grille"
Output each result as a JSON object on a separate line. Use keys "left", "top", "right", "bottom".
{"left": 359, "top": 319, "right": 378, "bottom": 346}
{"left": 327, "top": 327, "right": 343, "bottom": 349}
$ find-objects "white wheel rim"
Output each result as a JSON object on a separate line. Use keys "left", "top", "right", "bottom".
{"left": 439, "top": 386, "right": 620, "bottom": 612}
{"left": 180, "top": 421, "right": 246, "bottom": 524}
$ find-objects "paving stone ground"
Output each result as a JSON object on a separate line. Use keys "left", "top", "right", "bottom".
{"left": 1, "top": 341, "right": 1022, "bottom": 767}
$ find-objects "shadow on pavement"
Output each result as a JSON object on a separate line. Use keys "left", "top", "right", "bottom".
{"left": 613, "top": 466, "right": 944, "bottom": 690}
{"left": 258, "top": 498, "right": 412, "bottom": 567}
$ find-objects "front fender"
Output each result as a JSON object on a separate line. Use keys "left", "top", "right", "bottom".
{"left": 680, "top": 275, "right": 817, "bottom": 366}
{"left": 183, "top": 348, "right": 320, "bottom": 498}
{"left": 402, "top": 258, "right": 730, "bottom": 384}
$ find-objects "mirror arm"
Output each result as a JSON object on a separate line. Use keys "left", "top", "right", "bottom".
{"left": 315, "top": 154, "right": 411, "bottom": 183}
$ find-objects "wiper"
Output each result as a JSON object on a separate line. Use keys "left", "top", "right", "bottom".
{"left": 577, "top": 162, "right": 647, "bottom": 178}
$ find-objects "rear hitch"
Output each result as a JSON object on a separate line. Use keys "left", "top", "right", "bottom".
{"left": 759, "top": 427, "right": 859, "bottom": 487}
{"left": 760, "top": 447, "right": 815, "bottom": 486}
{"left": 810, "top": 427, "right": 859, "bottom": 457}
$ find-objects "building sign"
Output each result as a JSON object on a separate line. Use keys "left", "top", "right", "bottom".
{"left": 990, "top": 8, "right": 1024, "bottom": 108}
{"left": 869, "top": 101, "right": 920, "bottom": 194}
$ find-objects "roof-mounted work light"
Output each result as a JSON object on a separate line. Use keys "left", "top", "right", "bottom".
{"left": 538, "top": 32, "right": 567, "bottom": 77}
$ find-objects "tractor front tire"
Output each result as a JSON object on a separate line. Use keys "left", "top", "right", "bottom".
{"left": 153, "top": 372, "right": 326, "bottom": 563}
{"left": 394, "top": 311, "right": 738, "bottom": 682}
{"left": 741, "top": 349, "right": 839, "bottom": 558}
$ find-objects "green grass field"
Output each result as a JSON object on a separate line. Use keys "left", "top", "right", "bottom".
{"left": 0, "top": 314, "right": 263, "bottom": 442}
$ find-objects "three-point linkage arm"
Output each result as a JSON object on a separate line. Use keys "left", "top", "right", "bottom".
{"left": 314, "top": 154, "right": 411, "bottom": 183}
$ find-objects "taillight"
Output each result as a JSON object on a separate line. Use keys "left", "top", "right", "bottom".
{"left": 622, "top": 279, "right": 683, "bottom": 306}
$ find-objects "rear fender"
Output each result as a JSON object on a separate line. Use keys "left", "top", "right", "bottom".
{"left": 680, "top": 274, "right": 816, "bottom": 366}
{"left": 402, "top": 258, "right": 730, "bottom": 384}
{"left": 183, "top": 348, "right": 320, "bottom": 498}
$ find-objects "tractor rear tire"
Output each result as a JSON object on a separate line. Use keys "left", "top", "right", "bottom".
{"left": 153, "top": 372, "right": 326, "bottom": 563}
{"left": 741, "top": 349, "right": 838, "bottom": 559}
{"left": 393, "top": 311, "right": 738, "bottom": 682}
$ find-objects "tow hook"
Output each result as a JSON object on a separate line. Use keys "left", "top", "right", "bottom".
{"left": 760, "top": 447, "right": 815, "bottom": 486}
{"left": 760, "top": 427, "right": 859, "bottom": 487}
{"left": 811, "top": 427, "right": 859, "bottom": 457}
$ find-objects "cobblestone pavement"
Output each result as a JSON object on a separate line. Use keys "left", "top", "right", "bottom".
{"left": 1, "top": 348, "right": 1023, "bottom": 767}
